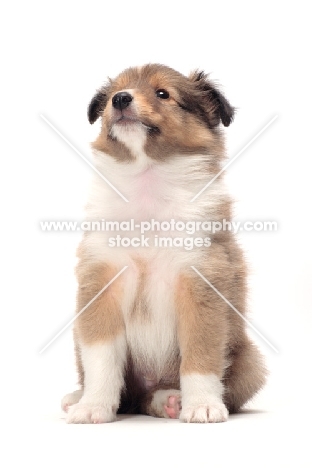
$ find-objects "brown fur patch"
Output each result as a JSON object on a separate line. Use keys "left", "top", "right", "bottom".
{"left": 175, "top": 246, "right": 230, "bottom": 377}
{"left": 74, "top": 258, "right": 124, "bottom": 345}
{"left": 223, "top": 337, "right": 268, "bottom": 413}
{"left": 92, "top": 130, "right": 134, "bottom": 162}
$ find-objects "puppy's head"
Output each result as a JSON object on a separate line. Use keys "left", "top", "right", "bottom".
{"left": 89, "top": 64, "right": 234, "bottom": 161}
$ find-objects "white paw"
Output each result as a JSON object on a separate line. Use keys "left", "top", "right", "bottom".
{"left": 61, "top": 389, "right": 83, "bottom": 412}
{"left": 66, "top": 402, "right": 116, "bottom": 424}
{"left": 180, "top": 401, "right": 228, "bottom": 423}
{"left": 150, "top": 389, "right": 181, "bottom": 418}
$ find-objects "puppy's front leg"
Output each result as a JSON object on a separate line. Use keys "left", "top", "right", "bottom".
{"left": 67, "top": 336, "right": 126, "bottom": 424}
{"left": 176, "top": 272, "right": 229, "bottom": 423}
{"left": 66, "top": 263, "right": 126, "bottom": 424}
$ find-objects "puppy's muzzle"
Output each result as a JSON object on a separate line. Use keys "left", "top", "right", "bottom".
{"left": 112, "top": 92, "right": 133, "bottom": 110}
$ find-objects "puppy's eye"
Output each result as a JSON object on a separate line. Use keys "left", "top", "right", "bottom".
{"left": 156, "top": 89, "right": 170, "bottom": 99}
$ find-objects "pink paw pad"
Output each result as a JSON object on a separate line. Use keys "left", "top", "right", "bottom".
{"left": 164, "top": 395, "right": 182, "bottom": 419}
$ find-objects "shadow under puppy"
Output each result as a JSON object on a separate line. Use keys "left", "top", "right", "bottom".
{"left": 62, "top": 64, "right": 267, "bottom": 423}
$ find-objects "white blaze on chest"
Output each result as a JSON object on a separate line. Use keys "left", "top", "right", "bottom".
{"left": 121, "top": 255, "right": 179, "bottom": 379}
{"left": 84, "top": 147, "right": 225, "bottom": 262}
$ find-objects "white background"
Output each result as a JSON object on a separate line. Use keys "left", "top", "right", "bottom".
{"left": 1, "top": 1, "right": 311, "bottom": 467}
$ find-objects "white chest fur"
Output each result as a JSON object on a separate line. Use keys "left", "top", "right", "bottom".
{"left": 84, "top": 147, "right": 225, "bottom": 263}
{"left": 121, "top": 254, "right": 179, "bottom": 380}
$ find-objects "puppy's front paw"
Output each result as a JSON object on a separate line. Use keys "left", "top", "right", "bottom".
{"left": 180, "top": 401, "right": 228, "bottom": 423}
{"left": 66, "top": 402, "right": 116, "bottom": 424}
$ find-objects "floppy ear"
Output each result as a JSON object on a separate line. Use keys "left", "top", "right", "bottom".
{"left": 87, "top": 89, "right": 109, "bottom": 124}
{"left": 189, "top": 71, "right": 235, "bottom": 127}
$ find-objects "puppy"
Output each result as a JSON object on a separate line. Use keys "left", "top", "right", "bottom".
{"left": 61, "top": 64, "right": 267, "bottom": 423}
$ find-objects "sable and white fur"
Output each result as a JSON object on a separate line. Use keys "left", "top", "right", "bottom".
{"left": 62, "top": 64, "right": 267, "bottom": 423}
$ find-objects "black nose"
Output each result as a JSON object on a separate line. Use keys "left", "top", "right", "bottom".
{"left": 112, "top": 92, "right": 133, "bottom": 110}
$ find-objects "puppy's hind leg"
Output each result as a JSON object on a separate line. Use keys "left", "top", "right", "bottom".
{"left": 61, "top": 389, "right": 83, "bottom": 413}
{"left": 141, "top": 386, "right": 182, "bottom": 419}
{"left": 223, "top": 337, "right": 268, "bottom": 413}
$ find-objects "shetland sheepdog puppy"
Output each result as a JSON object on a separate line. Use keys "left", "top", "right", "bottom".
{"left": 61, "top": 64, "right": 267, "bottom": 423}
